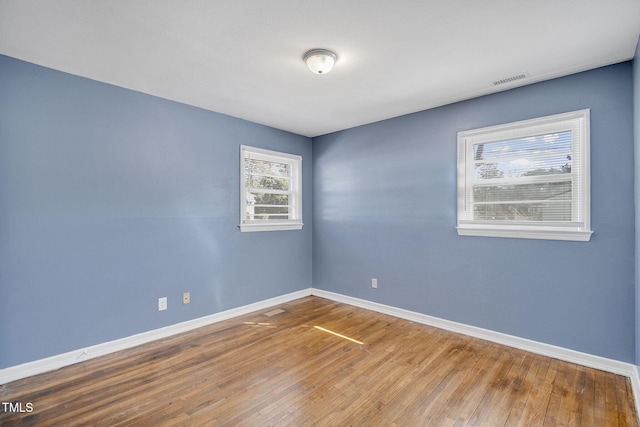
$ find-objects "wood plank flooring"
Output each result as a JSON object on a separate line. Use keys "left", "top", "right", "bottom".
{"left": 1, "top": 296, "right": 638, "bottom": 426}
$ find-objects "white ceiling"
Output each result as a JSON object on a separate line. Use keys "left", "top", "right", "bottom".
{"left": 1, "top": 1, "right": 639, "bottom": 137}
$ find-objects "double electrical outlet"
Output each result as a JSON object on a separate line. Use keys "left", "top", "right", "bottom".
{"left": 158, "top": 292, "right": 190, "bottom": 311}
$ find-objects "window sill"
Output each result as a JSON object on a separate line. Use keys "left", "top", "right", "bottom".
{"left": 239, "top": 222, "right": 304, "bottom": 233}
{"left": 456, "top": 226, "right": 592, "bottom": 242}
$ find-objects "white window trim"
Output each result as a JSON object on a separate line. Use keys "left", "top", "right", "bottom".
{"left": 456, "top": 109, "right": 592, "bottom": 242}
{"left": 239, "top": 145, "right": 303, "bottom": 232}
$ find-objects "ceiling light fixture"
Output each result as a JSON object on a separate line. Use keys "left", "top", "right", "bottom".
{"left": 303, "top": 49, "right": 337, "bottom": 75}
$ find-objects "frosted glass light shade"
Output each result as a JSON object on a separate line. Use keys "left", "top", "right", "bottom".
{"left": 304, "top": 49, "right": 337, "bottom": 74}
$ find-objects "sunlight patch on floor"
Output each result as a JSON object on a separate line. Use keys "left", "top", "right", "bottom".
{"left": 314, "top": 326, "right": 364, "bottom": 345}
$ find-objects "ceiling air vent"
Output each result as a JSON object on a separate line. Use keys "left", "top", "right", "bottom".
{"left": 491, "top": 72, "right": 530, "bottom": 87}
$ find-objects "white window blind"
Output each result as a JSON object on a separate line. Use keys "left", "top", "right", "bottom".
{"left": 457, "top": 110, "right": 592, "bottom": 241}
{"left": 240, "top": 145, "right": 302, "bottom": 232}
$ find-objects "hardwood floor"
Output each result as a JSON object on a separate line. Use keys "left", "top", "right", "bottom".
{"left": 1, "top": 296, "right": 638, "bottom": 426}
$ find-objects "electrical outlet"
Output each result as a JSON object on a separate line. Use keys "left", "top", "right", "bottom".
{"left": 158, "top": 297, "right": 167, "bottom": 311}
{"left": 182, "top": 292, "right": 190, "bottom": 304}
{"left": 372, "top": 278, "right": 378, "bottom": 288}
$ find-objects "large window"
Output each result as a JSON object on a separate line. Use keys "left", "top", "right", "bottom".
{"left": 457, "top": 110, "right": 591, "bottom": 241}
{"left": 240, "top": 145, "right": 303, "bottom": 232}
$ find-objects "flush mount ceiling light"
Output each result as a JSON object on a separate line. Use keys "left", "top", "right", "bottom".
{"left": 303, "top": 49, "right": 337, "bottom": 75}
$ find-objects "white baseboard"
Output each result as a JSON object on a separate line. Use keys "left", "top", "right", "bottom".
{"left": 632, "top": 366, "right": 640, "bottom": 422}
{"left": 0, "top": 288, "right": 312, "bottom": 385}
{"left": 311, "top": 288, "right": 640, "bottom": 418}
{"left": 3, "top": 286, "right": 639, "bottom": 420}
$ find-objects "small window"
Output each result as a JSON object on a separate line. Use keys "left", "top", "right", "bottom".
{"left": 240, "top": 145, "right": 303, "bottom": 232}
{"left": 457, "top": 110, "right": 591, "bottom": 241}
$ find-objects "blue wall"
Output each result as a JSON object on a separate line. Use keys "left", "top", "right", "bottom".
{"left": 1, "top": 53, "right": 636, "bottom": 369}
{"left": 0, "top": 55, "right": 313, "bottom": 368}
{"left": 634, "top": 37, "right": 640, "bottom": 369}
{"left": 313, "top": 63, "right": 635, "bottom": 363}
